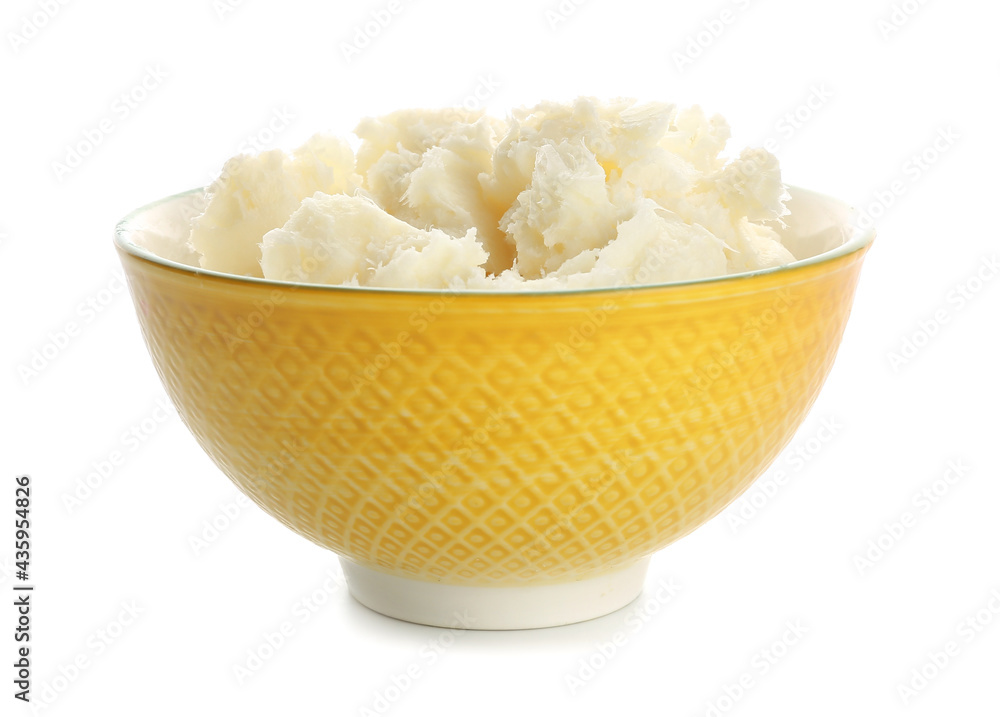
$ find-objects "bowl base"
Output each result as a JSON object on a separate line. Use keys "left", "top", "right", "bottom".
{"left": 340, "top": 557, "right": 651, "bottom": 630}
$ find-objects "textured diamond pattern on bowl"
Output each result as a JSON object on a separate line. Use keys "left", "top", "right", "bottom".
{"left": 120, "top": 247, "right": 866, "bottom": 586}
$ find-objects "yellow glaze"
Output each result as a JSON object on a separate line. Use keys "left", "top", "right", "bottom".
{"left": 118, "top": 216, "right": 870, "bottom": 587}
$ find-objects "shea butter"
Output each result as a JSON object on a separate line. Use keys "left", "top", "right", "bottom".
{"left": 175, "top": 98, "right": 807, "bottom": 290}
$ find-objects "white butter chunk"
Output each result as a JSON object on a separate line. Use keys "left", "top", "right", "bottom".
{"left": 261, "top": 192, "right": 488, "bottom": 289}
{"left": 500, "top": 140, "right": 619, "bottom": 278}
{"left": 178, "top": 97, "right": 808, "bottom": 290}
{"left": 190, "top": 135, "right": 360, "bottom": 277}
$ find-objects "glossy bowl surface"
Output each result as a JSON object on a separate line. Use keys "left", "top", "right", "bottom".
{"left": 116, "top": 188, "right": 872, "bottom": 591}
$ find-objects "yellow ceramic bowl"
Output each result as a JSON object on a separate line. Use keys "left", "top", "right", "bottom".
{"left": 115, "top": 187, "right": 873, "bottom": 629}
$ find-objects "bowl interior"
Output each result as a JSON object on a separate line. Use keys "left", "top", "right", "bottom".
{"left": 115, "top": 185, "right": 875, "bottom": 295}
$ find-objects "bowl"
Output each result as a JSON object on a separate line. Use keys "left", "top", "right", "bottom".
{"left": 114, "top": 186, "right": 873, "bottom": 629}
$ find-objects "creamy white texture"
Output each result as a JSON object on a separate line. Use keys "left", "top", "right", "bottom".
{"left": 190, "top": 135, "right": 360, "bottom": 277}
{"left": 260, "top": 193, "right": 488, "bottom": 289}
{"left": 181, "top": 98, "right": 798, "bottom": 290}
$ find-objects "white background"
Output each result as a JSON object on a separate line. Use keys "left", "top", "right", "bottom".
{"left": 2, "top": 0, "right": 999, "bottom": 714}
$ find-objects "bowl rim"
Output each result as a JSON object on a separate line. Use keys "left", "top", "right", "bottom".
{"left": 114, "top": 186, "right": 876, "bottom": 298}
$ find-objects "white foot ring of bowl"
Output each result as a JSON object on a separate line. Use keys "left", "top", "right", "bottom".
{"left": 340, "top": 557, "right": 651, "bottom": 630}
